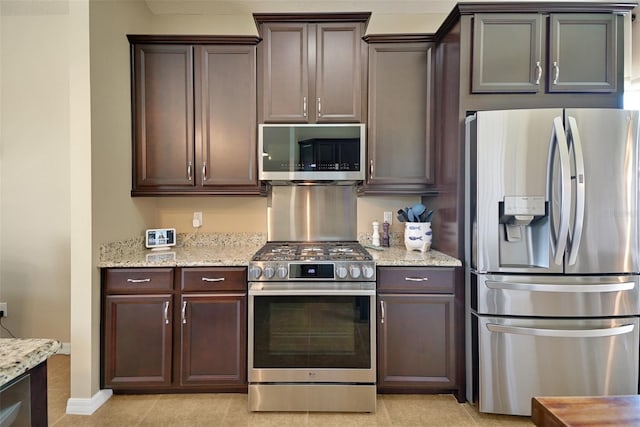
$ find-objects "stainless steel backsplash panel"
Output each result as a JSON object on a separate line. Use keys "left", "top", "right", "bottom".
{"left": 267, "top": 183, "right": 357, "bottom": 242}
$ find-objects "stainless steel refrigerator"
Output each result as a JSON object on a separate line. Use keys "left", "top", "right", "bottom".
{"left": 465, "top": 108, "right": 640, "bottom": 416}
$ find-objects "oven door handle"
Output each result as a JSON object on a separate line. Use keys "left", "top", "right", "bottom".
{"left": 249, "top": 289, "right": 375, "bottom": 296}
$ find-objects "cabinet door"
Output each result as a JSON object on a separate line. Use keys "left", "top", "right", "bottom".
{"left": 377, "top": 294, "right": 455, "bottom": 390}
{"left": 103, "top": 294, "right": 173, "bottom": 388}
{"left": 367, "top": 42, "right": 434, "bottom": 192}
{"left": 315, "top": 23, "right": 363, "bottom": 123}
{"left": 472, "top": 14, "right": 543, "bottom": 93}
{"left": 261, "top": 23, "right": 309, "bottom": 123}
{"left": 548, "top": 14, "right": 616, "bottom": 93}
{"left": 196, "top": 45, "right": 258, "bottom": 190}
{"left": 132, "top": 44, "right": 195, "bottom": 190}
{"left": 180, "top": 294, "right": 246, "bottom": 386}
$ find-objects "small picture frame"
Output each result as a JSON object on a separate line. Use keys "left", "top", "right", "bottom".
{"left": 145, "top": 228, "right": 176, "bottom": 250}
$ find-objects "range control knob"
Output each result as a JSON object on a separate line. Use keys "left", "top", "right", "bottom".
{"left": 263, "top": 266, "right": 275, "bottom": 279}
{"left": 248, "top": 266, "right": 262, "bottom": 280}
{"left": 336, "top": 266, "right": 348, "bottom": 279}
{"left": 362, "top": 265, "right": 375, "bottom": 279}
{"left": 349, "top": 265, "right": 361, "bottom": 279}
{"left": 276, "top": 266, "right": 288, "bottom": 279}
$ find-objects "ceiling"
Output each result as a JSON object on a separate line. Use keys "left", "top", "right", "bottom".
{"left": 143, "top": 0, "right": 461, "bottom": 15}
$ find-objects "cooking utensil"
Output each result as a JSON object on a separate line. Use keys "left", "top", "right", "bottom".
{"left": 411, "top": 203, "right": 426, "bottom": 218}
{"left": 419, "top": 209, "right": 434, "bottom": 223}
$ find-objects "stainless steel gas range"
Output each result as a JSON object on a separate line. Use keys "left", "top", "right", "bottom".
{"left": 247, "top": 184, "right": 377, "bottom": 413}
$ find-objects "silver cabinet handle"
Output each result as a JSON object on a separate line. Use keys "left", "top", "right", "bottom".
{"left": 303, "top": 96, "right": 307, "bottom": 118}
{"left": 126, "top": 278, "right": 151, "bottom": 283}
{"left": 181, "top": 301, "right": 187, "bottom": 324}
{"left": 317, "top": 98, "right": 322, "bottom": 117}
{"left": 485, "top": 281, "right": 635, "bottom": 293}
{"left": 566, "top": 116, "right": 585, "bottom": 266}
{"left": 535, "top": 61, "right": 542, "bottom": 85}
{"left": 552, "top": 61, "right": 559, "bottom": 84}
{"left": 201, "top": 162, "right": 207, "bottom": 185}
{"left": 405, "top": 277, "right": 429, "bottom": 282}
{"left": 369, "top": 159, "right": 374, "bottom": 177}
{"left": 380, "top": 300, "right": 385, "bottom": 324}
{"left": 202, "top": 277, "right": 225, "bottom": 282}
{"left": 163, "top": 301, "right": 170, "bottom": 325}
{"left": 487, "top": 323, "right": 634, "bottom": 338}
{"left": 187, "top": 161, "right": 192, "bottom": 181}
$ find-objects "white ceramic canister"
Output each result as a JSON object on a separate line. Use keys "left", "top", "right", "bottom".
{"left": 404, "top": 222, "right": 432, "bottom": 252}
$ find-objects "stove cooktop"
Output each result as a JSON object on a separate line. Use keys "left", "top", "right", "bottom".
{"left": 252, "top": 241, "right": 372, "bottom": 262}
{"left": 249, "top": 241, "right": 375, "bottom": 282}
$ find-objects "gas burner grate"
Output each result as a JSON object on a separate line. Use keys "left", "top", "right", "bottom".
{"left": 252, "top": 242, "right": 372, "bottom": 262}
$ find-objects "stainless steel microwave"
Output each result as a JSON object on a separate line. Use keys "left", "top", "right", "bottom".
{"left": 259, "top": 124, "right": 366, "bottom": 181}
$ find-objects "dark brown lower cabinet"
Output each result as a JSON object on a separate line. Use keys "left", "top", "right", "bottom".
{"left": 180, "top": 294, "right": 246, "bottom": 386}
{"left": 102, "top": 267, "right": 247, "bottom": 392}
{"left": 103, "top": 294, "right": 173, "bottom": 388}
{"left": 377, "top": 266, "right": 464, "bottom": 401}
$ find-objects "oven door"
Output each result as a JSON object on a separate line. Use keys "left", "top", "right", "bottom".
{"left": 248, "top": 283, "right": 376, "bottom": 384}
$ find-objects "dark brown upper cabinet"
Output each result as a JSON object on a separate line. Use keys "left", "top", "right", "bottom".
{"left": 256, "top": 14, "right": 369, "bottom": 124}
{"left": 363, "top": 36, "right": 436, "bottom": 194}
{"left": 128, "top": 36, "right": 260, "bottom": 196}
{"left": 472, "top": 13, "right": 617, "bottom": 93}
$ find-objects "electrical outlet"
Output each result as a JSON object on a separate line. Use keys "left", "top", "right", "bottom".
{"left": 0, "top": 302, "right": 7, "bottom": 318}
{"left": 383, "top": 211, "right": 393, "bottom": 225}
{"left": 193, "top": 211, "right": 203, "bottom": 228}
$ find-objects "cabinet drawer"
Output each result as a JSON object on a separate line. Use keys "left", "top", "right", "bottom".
{"left": 104, "top": 268, "right": 174, "bottom": 292}
{"left": 180, "top": 267, "right": 246, "bottom": 292}
{"left": 377, "top": 267, "right": 455, "bottom": 294}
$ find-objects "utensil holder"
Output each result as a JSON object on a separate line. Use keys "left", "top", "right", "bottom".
{"left": 404, "top": 222, "right": 432, "bottom": 252}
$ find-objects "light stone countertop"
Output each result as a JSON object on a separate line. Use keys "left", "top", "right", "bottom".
{"left": 98, "top": 232, "right": 461, "bottom": 268}
{"left": 98, "top": 232, "right": 267, "bottom": 268}
{"left": 0, "top": 338, "right": 61, "bottom": 387}
{"left": 364, "top": 245, "right": 461, "bottom": 267}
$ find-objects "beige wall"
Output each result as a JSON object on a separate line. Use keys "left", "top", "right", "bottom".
{"left": 0, "top": 1, "right": 72, "bottom": 341}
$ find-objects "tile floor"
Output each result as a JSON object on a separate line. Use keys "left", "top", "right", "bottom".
{"left": 47, "top": 355, "right": 535, "bottom": 426}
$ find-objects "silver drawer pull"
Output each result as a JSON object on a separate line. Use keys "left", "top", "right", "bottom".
{"left": 181, "top": 301, "right": 187, "bottom": 324}
{"left": 487, "top": 323, "right": 634, "bottom": 338}
{"left": 380, "top": 300, "right": 385, "bottom": 324}
{"left": 126, "top": 278, "right": 151, "bottom": 283}
{"left": 404, "top": 277, "right": 428, "bottom": 282}
{"left": 202, "top": 277, "right": 225, "bottom": 282}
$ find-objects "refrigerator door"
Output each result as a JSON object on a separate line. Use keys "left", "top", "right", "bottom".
{"left": 473, "top": 273, "right": 640, "bottom": 317}
{"left": 475, "top": 315, "right": 640, "bottom": 416}
{"left": 564, "top": 109, "right": 640, "bottom": 274}
{"left": 471, "top": 109, "right": 564, "bottom": 273}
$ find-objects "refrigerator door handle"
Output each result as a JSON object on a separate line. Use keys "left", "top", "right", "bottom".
{"left": 566, "top": 116, "right": 586, "bottom": 266}
{"left": 547, "top": 116, "right": 572, "bottom": 265}
{"left": 485, "top": 280, "right": 635, "bottom": 293}
{"left": 486, "top": 323, "right": 635, "bottom": 338}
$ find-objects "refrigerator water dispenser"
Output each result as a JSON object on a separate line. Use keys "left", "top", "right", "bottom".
{"left": 498, "top": 196, "right": 548, "bottom": 268}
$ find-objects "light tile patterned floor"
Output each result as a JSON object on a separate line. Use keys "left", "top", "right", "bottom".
{"left": 47, "top": 355, "right": 534, "bottom": 426}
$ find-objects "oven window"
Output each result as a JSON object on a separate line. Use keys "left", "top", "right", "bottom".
{"left": 253, "top": 295, "right": 371, "bottom": 369}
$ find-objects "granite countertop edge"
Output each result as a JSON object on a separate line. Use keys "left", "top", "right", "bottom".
{"left": 0, "top": 338, "right": 61, "bottom": 387}
{"left": 99, "top": 232, "right": 461, "bottom": 268}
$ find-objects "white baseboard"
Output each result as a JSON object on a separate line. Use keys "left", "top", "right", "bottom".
{"left": 57, "top": 342, "right": 71, "bottom": 355}
{"left": 66, "top": 389, "right": 113, "bottom": 415}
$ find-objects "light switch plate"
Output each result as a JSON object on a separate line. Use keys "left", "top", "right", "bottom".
{"left": 383, "top": 211, "right": 393, "bottom": 225}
